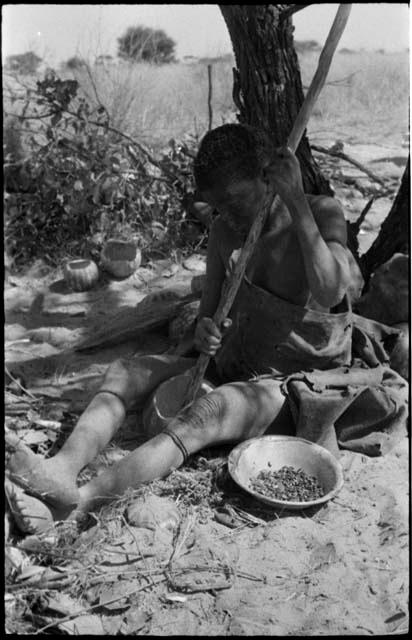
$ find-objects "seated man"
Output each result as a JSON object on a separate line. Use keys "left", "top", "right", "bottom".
{"left": 6, "top": 124, "right": 408, "bottom": 534}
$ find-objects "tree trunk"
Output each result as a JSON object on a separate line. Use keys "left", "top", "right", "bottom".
{"left": 360, "top": 157, "right": 410, "bottom": 284}
{"left": 219, "top": 4, "right": 333, "bottom": 196}
{"left": 219, "top": 4, "right": 408, "bottom": 279}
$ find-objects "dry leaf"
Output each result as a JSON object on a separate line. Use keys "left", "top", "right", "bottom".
{"left": 16, "top": 565, "right": 47, "bottom": 582}
{"left": 102, "top": 614, "right": 125, "bottom": 635}
{"left": 98, "top": 581, "right": 135, "bottom": 611}
{"left": 20, "top": 430, "right": 50, "bottom": 446}
{"left": 58, "top": 614, "right": 105, "bottom": 635}
{"left": 163, "top": 593, "right": 188, "bottom": 603}
{"left": 309, "top": 542, "right": 338, "bottom": 569}
{"left": 44, "top": 593, "right": 79, "bottom": 616}
{"left": 126, "top": 494, "right": 180, "bottom": 531}
{"left": 122, "top": 609, "right": 151, "bottom": 634}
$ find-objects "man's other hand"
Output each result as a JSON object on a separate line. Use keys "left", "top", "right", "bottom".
{"left": 194, "top": 317, "right": 232, "bottom": 356}
{"left": 263, "top": 146, "right": 305, "bottom": 205}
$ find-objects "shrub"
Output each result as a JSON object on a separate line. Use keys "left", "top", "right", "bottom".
{"left": 5, "top": 51, "right": 42, "bottom": 75}
{"left": 4, "top": 70, "right": 203, "bottom": 268}
{"left": 117, "top": 25, "right": 176, "bottom": 64}
{"left": 64, "top": 56, "right": 86, "bottom": 71}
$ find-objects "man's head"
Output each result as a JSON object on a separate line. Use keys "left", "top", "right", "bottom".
{"left": 194, "top": 124, "right": 272, "bottom": 234}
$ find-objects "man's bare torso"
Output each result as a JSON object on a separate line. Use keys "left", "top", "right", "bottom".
{"left": 214, "top": 194, "right": 337, "bottom": 311}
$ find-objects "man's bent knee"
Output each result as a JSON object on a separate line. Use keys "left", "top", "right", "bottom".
{"left": 165, "top": 378, "right": 289, "bottom": 456}
{"left": 171, "top": 390, "right": 227, "bottom": 451}
{"left": 99, "top": 355, "right": 195, "bottom": 410}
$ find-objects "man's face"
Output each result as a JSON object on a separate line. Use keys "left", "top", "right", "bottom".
{"left": 202, "top": 175, "right": 267, "bottom": 235}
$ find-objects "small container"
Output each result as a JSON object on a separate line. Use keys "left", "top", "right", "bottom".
{"left": 100, "top": 239, "right": 141, "bottom": 278}
{"left": 143, "top": 373, "right": 214, "bottom": 437}
{"left": 229, "top": 435, "right": 344, "bottom": 510}
{"left": 63, "top": 259, "right": 99, "bottom": 291}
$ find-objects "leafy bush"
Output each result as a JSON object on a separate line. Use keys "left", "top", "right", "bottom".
{"left": 4, "top": 70, "right": 204, "bottom": 268}
{"left": 117, "top": 25, "right": 176, "bottom": 64}
{"left": 5, "top": 51, "right": 42, "bottom": 75}
{"left": 64, "top": 56, "right": 86, "bottom": 71}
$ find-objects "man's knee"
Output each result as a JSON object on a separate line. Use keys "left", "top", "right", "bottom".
{"left": 99, "top": 355, "right": 196, "bottom": 410}
{"left": 178, "top": 390, "right": 226, "bottom": 433}
{"left": 173, "top": 382, "right": 266, "bottom": 446}
{"left": 99, "top": 356, "right": 162, "bottom": 409}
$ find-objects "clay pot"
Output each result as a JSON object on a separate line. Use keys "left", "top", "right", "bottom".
{"left": 100, "top": 239, "right": 141, "bottom": 278}
{"left": 143, "top": 373, "right": 214, "bottom": 437}
{"left": 389, "top": 322, "right": 409, "bottom": 381}
{"left": 63, "top": 259, "right": 99, "bottom": 291}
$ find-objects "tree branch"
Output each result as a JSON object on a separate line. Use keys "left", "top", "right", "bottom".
{"left": 311, "top": 143, "right": 386, "bottom": 186}
{"left": 280, "top": 4, "right": 317, "bottom": 21}
{"left": 4, "top": 109, "right": 58, "bottom": 121}
{"left": 303, "top": 71, "right": 359, "bottom": 90}
{"left": 4, "top": 106, "right": 183, "bottom": 186}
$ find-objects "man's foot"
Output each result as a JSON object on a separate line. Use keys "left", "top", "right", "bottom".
{"left": 5, "top": 479, "right": 55, "bottom": 536}
{"left": 6, "top": 434, "right": 80, "bottom": 510}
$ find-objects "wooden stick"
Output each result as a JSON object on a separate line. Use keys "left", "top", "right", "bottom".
{"left": 184, "top": 4, "right": 352, "bottom": 406}
{"left": 207, "top": 64, "right": 213, "bottom": 131}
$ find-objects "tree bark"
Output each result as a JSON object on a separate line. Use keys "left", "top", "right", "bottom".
{"left": 219, "top": 4, "right": 333, "bottom": 195}
{"left": 360, "top": 157, "right": 410, "bottom": 284}
{"left": 219, "top": 4, "right": 408, "bottom": 277}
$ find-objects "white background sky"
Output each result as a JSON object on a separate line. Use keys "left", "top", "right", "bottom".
{"left": 2, "top": 3, "right": 410, "bottom": 65}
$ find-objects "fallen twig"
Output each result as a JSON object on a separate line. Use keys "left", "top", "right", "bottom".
{"left": 5, "top": 366, "right": 37, "bottom": 400}
{"left": 349, "top": 196, "right": 376, "bottom": 236}
{"left": 121, "top": 515, "right": 157, "bottom": 590}
{"left": 311, "top": 143, "right": 386, "bottom": 185}
{"left": 33, "top": 575, "right": 167, "bottom": 635}
{"left": 168, "top": 513, "right": 197, "bottom": 566}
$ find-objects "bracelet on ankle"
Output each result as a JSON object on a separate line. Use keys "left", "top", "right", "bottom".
{"left": 163, "top": 428, "right": 190, "bottom": 464}
{"left": 96, "top": 389, "right": 127, "bottom": 413}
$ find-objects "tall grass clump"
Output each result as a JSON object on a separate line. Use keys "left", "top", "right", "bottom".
{"left": 68, "top": 58, "right": 236, "bottom": 148}
{"left": 298, "top": 50, "right": 409, "bottom": 143}
{"left": 3, "top": 68, "right": 208, "bottom": 267}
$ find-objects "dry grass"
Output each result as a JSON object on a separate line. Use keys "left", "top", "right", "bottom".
{"left": 298, "top": 50, "right": 409, "bottom": 145}
{"left": 66, "top": 49, "right": 409, "bottom": 149}
{"left": 69, "top": 59, "right": 236, "bottom": 148}
{"left": 4, "top": 49, "right": 408, "bottom": 151}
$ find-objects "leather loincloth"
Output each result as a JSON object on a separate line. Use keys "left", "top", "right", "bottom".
{"left": 215, "top": 277, "right": 353, "bottom": 381}
{"left": 214, "top": 278, "right": 408, "bottom": 456}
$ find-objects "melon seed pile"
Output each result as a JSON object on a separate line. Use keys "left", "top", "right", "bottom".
{"left": 250, "top": 465, "right": 324, "bottom": 502}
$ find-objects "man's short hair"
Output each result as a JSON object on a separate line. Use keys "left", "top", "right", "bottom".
{"left": 194, "top": 123, "right": 272, "bottom": 192}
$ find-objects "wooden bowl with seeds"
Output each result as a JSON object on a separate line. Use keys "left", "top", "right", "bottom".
{"left": 228, "top": 435, "right": 344, "bottom": 510}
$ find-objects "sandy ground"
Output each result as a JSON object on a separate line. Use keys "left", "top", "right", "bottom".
{"left": 4, "top": 143, "right": 409, "bottom": 635}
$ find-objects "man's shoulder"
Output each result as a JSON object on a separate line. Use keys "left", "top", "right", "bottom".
{"left": 306, "top": 194, "right": 344, "bottom": 218}
{"left": 306, "top": 194, "right": 347, "bottom": 245}
{"left": 306, "top": 194, "right": 345, "bottom": 221}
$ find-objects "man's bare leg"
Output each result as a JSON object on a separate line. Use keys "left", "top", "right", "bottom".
{"left": 77, "top": 378, "right": 291, "bottom": 513}
{"left": 7, "top": 355, "right": 195, "bottom": 512}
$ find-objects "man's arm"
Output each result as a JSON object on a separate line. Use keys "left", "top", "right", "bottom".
{"left": 198, "top": 218, "right": 226, "bottom": 319}
{"left": 289, "top": 194, "right": 350, "bottom": 308}
{"left": 195, "top": 219, "right": 230, "bottom": 355}
{"left": 265, "top": 148, "right": 350, "bottom": 308}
